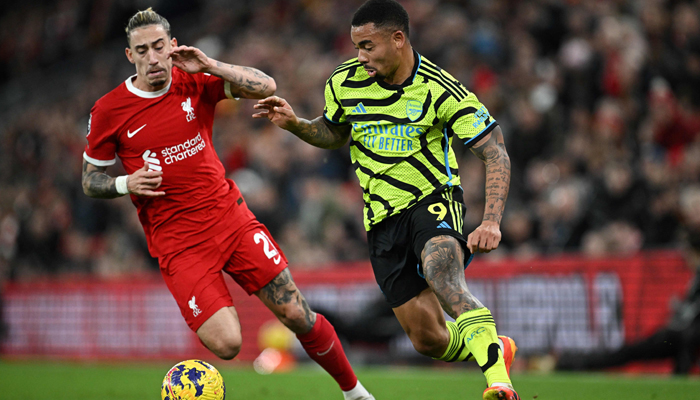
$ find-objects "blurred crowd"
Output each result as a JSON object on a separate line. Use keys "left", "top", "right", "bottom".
{"left": 2, "top": 0, "right": 700, "bottom": 280}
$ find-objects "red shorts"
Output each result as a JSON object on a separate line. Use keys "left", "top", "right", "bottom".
{"left": 159, "top": 206, "right": 288, "bottom": 332}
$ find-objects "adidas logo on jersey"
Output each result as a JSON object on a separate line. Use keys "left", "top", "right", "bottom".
{"left": 437, "top": 221, "right": 452, "bottom": 229}
{"left": 352, "top": 102, "right": 367, "bottom": 114}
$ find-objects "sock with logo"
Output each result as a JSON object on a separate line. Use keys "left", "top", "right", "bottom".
{"left": 456, "top": 307, "right": 511, "bottom": 386}
{"left": 296, "top": 313, "right": 358, "bottom": 391}
{"left": 434, "top": 321, "right": 472, "bottom": 362}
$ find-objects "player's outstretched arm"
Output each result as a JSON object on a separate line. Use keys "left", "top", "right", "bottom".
{"left": 466, "top": 125, "right": 511, "bottom": 253}
{"left": 82, "top": 160, "right": 166, "bottom": 199}
{"left": 253, "top": 96, "right": 351, "bottom": 149}
{"left": 169, "top": 45, "right": 276, "bottom": 99}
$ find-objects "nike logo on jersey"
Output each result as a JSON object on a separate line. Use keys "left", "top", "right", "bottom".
{"left": 127, "top": 124, "right": 147, "bottom": 138}
{"left": 316, "top": 341, "right": 334, "bottom": 356}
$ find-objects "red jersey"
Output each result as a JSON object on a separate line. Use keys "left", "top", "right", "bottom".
{"left": 84, "top": 68, "right": 241, "bottom": 257}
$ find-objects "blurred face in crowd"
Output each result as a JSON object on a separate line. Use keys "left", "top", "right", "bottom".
{"left": 125, "top": 24, "right": 176, "bottom": 91}
{"left": 351, "top": 23, "right": 406, "bottom": 82}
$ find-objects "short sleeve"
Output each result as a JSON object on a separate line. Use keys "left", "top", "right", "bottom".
{"left": 323, "top": 77, "right": 347, "bottom": 125}
{"left": 83, "top": 105, "right": 117, "bottom": 166}
{"left": 197, "top": 72, "right": 236, "bottom": 103}
{"left": 438, "top": 91, "right": 498, "bottom": 147}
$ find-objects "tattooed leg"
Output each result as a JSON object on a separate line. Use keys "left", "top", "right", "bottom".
{"left": 255, "top": 268, "right": 316, "bottom": 334}
{"left": 422, "top": 235, "right": 483, "bottom": 319}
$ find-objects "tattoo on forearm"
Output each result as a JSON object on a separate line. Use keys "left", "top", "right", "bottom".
{"left": 291, "top": 117, "right": 350, "bottom": 149}
{"left": 214, "top": 61, "right": 271, "bottom": 96}
{"left": 423, "top": 236, "right": 483, "bottom": 318}
{"left": 470, "top": 129, "right": 511, "bottom": 225}
{"left": 241, "top": 66, "right": 270, "bottom": 80}
{"left": 82, "top": 160, "right": 120, "bottom": 199}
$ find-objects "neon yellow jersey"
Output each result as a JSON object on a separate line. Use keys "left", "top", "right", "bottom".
{"left": 324, "top": 51, "right": 497, "bottom": 230}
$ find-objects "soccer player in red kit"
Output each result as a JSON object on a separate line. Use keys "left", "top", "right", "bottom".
{"left": 81, "top": 8, "right": 374, "bottom": 400}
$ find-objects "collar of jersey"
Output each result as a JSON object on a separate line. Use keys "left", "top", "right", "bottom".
{"left": 125, "top": 74, "right": 172, "bottom": 98}
{"left": 374, "top": 49, "right": 421, "bottom": 91}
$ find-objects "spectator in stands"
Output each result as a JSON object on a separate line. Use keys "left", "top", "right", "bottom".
{"left": 557, "top": 185, "right": 700, "bottom": 374}
{"left": 1, "top": 0, "right": 700, "bottom": 274}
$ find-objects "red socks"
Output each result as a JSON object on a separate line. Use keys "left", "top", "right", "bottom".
{"left": 296, "top": 313, "right": 358, "bottom": 391}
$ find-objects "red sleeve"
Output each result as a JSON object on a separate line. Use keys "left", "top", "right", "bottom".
{"left": 83, "top": 102, "right": 118, "bottom": 166}
{"left": 196, "top": 72, "right": 236, "bottom": 104}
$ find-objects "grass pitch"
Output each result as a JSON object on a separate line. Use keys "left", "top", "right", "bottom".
{"left": 1, "top": 360, "right": 698, "bottom": 399}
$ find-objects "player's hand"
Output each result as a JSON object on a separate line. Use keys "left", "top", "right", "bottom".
{"left": 252, "top": 96, "right": 299, "bottom": 131}
{"left": 127, "top": 161, "right": 166, "bottom": 197}
{"left": 466, "top": 220, "right": 502, "bottom": 253}
{"left": 169, "top": 45, "right": 211, "bottom": 74}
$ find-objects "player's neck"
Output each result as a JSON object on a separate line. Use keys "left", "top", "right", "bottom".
{"left": 383, "top": 46, "right": 415, "bottom": 86}
{"left": 132, "top": 74, "right": 171, "bottom": 92}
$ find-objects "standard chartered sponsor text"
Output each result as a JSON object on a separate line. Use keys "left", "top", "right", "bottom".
{"left": 162, "top": 133, "right": 206, "bottom": 164}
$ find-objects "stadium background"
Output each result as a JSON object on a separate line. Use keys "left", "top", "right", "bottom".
{"left": 1, "top": 0, "right": 700, "bottom": 394}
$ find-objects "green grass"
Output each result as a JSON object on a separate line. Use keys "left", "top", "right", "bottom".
{"left": 1, "top": 360, "right": 698, "bottom": 399}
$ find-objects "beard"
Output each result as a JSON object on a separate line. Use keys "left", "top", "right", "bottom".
{"left": 149, "top": 77, "right": 167, "bottom": 88}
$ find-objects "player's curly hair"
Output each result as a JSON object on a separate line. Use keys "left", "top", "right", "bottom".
{"left": 125, "top": 7, "right": 171, "bottom": 45}
{"left": 352, "top": 0, "right": 409, "bottom": 38}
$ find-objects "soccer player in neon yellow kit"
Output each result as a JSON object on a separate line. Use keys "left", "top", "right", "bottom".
{"left": 254, "top": 1, "right": 519, "bottom": 399}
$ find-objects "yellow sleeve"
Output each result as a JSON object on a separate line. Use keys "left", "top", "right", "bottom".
{"left": 438, "top": 91, "right": 497, "bottom": 147}
{"left": 323, "top": 77, "right": 348, "bottom": 125}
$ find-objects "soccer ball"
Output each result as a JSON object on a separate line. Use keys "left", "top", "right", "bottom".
{"left": 161, "top": 360, "right": 226, "bottom": 400}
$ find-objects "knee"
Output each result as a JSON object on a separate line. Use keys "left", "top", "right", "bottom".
{"left": 409, "top": 328, "right": 450, "bottom": 358}
{"left": 276, "top": 304, "right": 314, "bottom": 334}
{"left": 208, "top": 336, "right": 242, "bottom": 360}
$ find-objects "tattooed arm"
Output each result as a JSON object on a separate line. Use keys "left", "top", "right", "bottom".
{"left": 253, "top": 96, "right": 351, "bottom": 149}
{"left": 286, "top": 116, "right": 351, "bottom": 149}
{"left": 82, "top": 160, "right": 165, "bottom": 199}
{"left": 207, "top": 61, "right": 276, "bottom": 99}
{"left": 82, "top": 160, "right": 120, "bottom": 199}
{"left": 466, "top": 125, "right": 511, "bottom": 253}
{"left": 169, "top": 45, "right": 276, "bottom": 99}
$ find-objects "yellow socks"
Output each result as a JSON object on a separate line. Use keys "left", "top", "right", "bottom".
{"left": 435, "top": 321, "right": 472, "bottom": 362}
{"left": 456, "top": 308, "right": 511, "bottom": 386}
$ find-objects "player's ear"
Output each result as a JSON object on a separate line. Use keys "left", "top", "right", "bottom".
{"left": 125, "top": 47, "right": 135, "bottom": 64}
{"left": 171, "top": 37, "right": 177, "bottom": 48}
{"left": 392, "top": 30, "right": 406, "bottom": 49}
